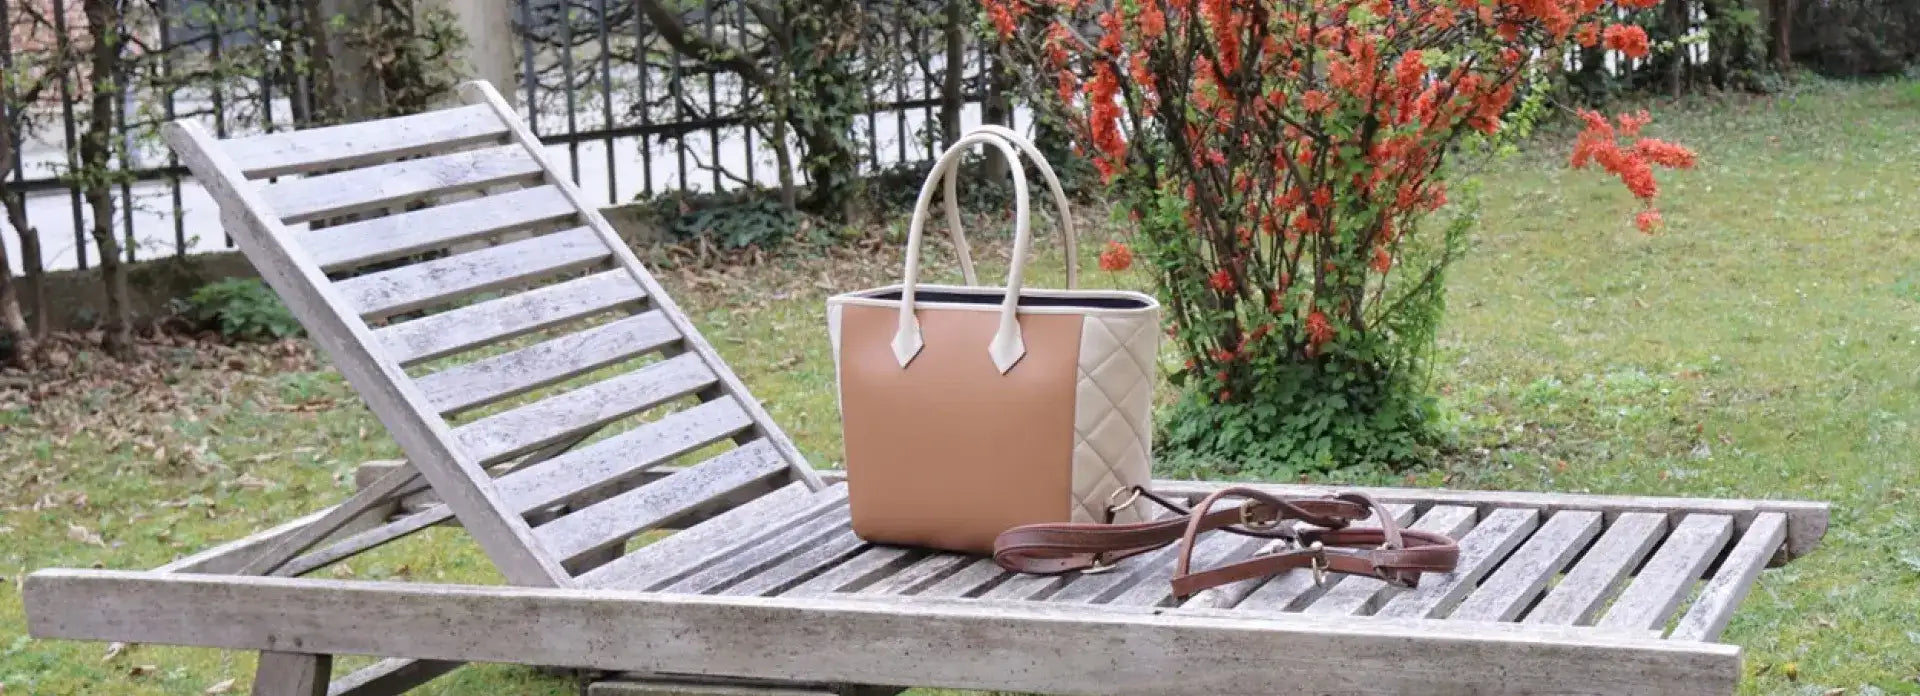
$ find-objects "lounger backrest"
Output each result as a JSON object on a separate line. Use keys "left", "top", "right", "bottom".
{"left": 164, "top": 81, "right": 822, "bottom": 588}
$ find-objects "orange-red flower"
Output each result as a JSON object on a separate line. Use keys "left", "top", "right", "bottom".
{"left": 1099, "top": 241, "right": 1135, "bottom": 272}
{"left": 1209, "top": 269, "right": 1235, "bottom": 292}
{"left": 1635, "top": 209, "right": 1663, "bottom": 234}
{"left": 1305, "top": 311, "right": 1335, "bottom": 346}
{"left": 1603, "top": 24, "right": 1650, "bottom": 59}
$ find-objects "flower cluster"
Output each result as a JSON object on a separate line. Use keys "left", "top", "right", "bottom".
{"left": 1570, "top": 110, "right": 1697, "bottom": 232}
{"left": 985, "top": 0, "right": 1693, "bottom": 399}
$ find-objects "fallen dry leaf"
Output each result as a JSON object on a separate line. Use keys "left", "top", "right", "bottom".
{"left": 102, "top": 641, "right": 127, "bottom": 662}
{"left": 235, "top": 474, "right": 274, "bottom": 490}
{"left": 129, "top": 665, "right": 157, "bottom": 678}
{"left": 204, "top": 678, "right": 236, "bottom": 695}
{"left": 66, "top": 524, "right": 105, "bottom": 547}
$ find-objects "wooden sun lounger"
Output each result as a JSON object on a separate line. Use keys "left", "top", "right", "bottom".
{"left": 19, "top": 81, "right": 1828, "bottom": 696}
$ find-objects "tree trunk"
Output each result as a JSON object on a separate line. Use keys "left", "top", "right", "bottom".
{"left": 941, "top": 0, "right": 966, "bottom": 150}
{"left": 1, "top": 128, "right": 44, "bottom": 365}
{"left": 982, "top": 51, "right": 1012, "bottom": 182}
{"left": 82, "top": 0, "right": 130, "bottom": 358}
{"left": 789, "top": 0, "right": 865, "bottom": 221}
{"left": 1770, "top": 0, "right": 1794, "bottom": 70}
{"left": 1667, "top": 0, "right": 1687, "bottom": 98}
{"left": 0, "top": 238, "right": 30, "bottom": 367}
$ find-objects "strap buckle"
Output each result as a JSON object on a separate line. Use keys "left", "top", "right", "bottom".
{"left": 1308, "top": 541, "right": 1328, "bottom": 587}
{"left": 1239, "top": 499, "right": 1280, "bottom": 530}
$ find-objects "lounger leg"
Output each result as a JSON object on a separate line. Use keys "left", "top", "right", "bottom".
{"left": 252, "top": 651, "right": 330, "bottom": 696}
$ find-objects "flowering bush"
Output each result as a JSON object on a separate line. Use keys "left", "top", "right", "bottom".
{"left": 985, "top": 0, "right": 1696, "bottom": 473}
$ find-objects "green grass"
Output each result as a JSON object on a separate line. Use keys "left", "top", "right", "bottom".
{"left": 4, "top": 77, "right": 1918, "bottom": 695}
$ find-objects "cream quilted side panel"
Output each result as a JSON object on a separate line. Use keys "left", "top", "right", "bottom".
{"left": 1069, "top": 311, "right": 1159, "bottom": 524}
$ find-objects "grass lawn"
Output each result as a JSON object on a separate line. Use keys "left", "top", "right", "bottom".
{"left": 3, "top": 77, "right": 1917, "bottom": 695}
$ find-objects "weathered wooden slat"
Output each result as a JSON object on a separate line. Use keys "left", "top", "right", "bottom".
{"left": 1595, "top": 514, "right": 1734, "bottom": 633}
{"left": 915, "top": 558, "right": 1012, "bottom": 598}
{"left": 240, "top": 465, "right": 422, "bottom": 576}
{"left": 588, "top": 681, "right": 836, "bottom": 696}
{"left": 975, "top": 564, "right": 1074, "bottom": 602}
{"left": 536, "top": 440, "right": 791, "bottom": 565}
{"left": 302, "top": 186, "right": 577, "bottom": 272}
{"left": 333, "top": 226, "right": 611, "bottom": 320}
{"left": 1148, "top": 479, "right": 1825, "bottom": 565}
{"left": 1108, "top": 534, "right": 1266, "bottom": 608}
{"left": 225, "top": 103, "right": 508, "bottom": 179}
{"left": 576, "top": 483, "right": 825, "bottom": 589}
{"left": 1177, "top": 504, "right": 1416, "bottom": 610}
{"left": 462, "top": 81, "right": 825, "bottom": 493}
{"left": 1522, "top": 512, "right": 1668, "bottom": 626}
{"left": 782, "top": 547, "right": 922, "bottom": 598}
{"left": 659, "top": 507, "right": 853, "bottom": 594}
{"left": 1298, "top": 506, "right": 1486, "bottom": 616}
{"left": 24, "top": 569, "right": 1748, "bottom": 695}
{"left": 153, "top": 507, "right": 337, "bottom": 575}
{"left": 724, "top": 528, "right": 872, "bottom": 597}
{"left": 1043, "top": 544, "right": 1188, "bottom": 604}
{"left": 1447, "top": 510, "right": 1603, "bottom": 622}
{"left": 259, "top": 144, "right": 543, "bottom": 224}
{"left": 166, "top": 120, "right": 570, "bottom": 587}
{"left": 327, "top": 658, "right": 463, "bottom": 696}
{"left": 858, "top": 554, "right": 975, "bottom": 597}
{"left": 253, "top": 651, "right": 330, "bottom": 696}
{"left": 375, "top": 270, "right": 647, "bottom": 366}
{"left": 416, "top": 311, "right": 681, "bottom": 415}
{"left": 493, "top": 398, "right": 753, "bottom": 514}
{"left": 1670, "top": 513, "right": 1786, "bottom": 642}
{"left": 454, "top": 352, "right": 717, "bottom": 465}
{"left": 1372, "top": 507, "right": 1540, "bottom": 619}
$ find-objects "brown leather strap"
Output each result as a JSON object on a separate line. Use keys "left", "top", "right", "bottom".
{"left": 992, "top": 486, "right": 1460, "bottom": 601}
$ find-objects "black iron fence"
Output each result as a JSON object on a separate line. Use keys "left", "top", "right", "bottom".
{"left": 0, "top": 0, "right": 1001, "bottom": 274}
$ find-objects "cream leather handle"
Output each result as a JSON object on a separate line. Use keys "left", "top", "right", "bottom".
{"left": 896, "top": 128, "right": 1052, "bottom": 373}
{"left": 939, "top": 125, "right": 1078, "bottom": 290}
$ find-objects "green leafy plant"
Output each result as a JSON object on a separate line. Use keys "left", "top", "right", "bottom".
{"left": 183, "top": 279, "right": 303, "bottom": 342}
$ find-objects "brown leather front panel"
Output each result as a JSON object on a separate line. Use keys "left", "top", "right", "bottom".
{"left": 837, "top": 303, "right": 1080, "bottom": 554}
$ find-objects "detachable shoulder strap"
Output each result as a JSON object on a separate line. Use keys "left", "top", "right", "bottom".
{"left": 992, "top": 486, "right": 1461, "bottom": 601}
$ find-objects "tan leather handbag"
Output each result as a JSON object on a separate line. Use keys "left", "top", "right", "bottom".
{"left": 827, "top": 126, "right": 1161, "bottom": 554}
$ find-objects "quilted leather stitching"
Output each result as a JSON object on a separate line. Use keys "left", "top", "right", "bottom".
{"left": 1069, "top": 313, "right": 1158, "bottom": 524}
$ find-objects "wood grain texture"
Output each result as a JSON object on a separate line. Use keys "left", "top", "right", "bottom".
{"left": 535, "top": 440, "right": 790, "bottom": 565}
{"left": 915, "top": 558, "right": 1013, "bottom": 599}
{"left": 584, "top": 484, "right": 846, "bottom": 590}
{"left": 1108, "top": 534, "right": 1265, "bottom": 608}
{"left": 1373, "top": 508, "right": 1541, "bottom": 619}
{"left": 660, "top": 510, "right": 852, "bottom": 594}
{"left": 1289, "top": 505, "right": 1479, "bottom": 615}
{"left": 259, "top": 144, "right": 542, "bottom": 224}
{"left": 153, "top": 507, "right": 337, "bottom": 575}
{"left": 1596, "top": 514, "right": 1734, "bottom": 633}
{"left": 253, "top": 651, "right": 329, "bottom": 696}
{"left": 25, "top": 569, "right": 1745, "bottom": 696}
{"left": 1043, "top": 543, "right": 1188, "bottom": 604}
{"left": 239, "top": 465, "right": 422, "bottom": 576}
{"left": 415, "top": 310, "right": 680, "bottom": 415}
{"left": 1147, "top": 480, "right": 1825, "bottom": 565}
{"left": 1448, "top": 511, "right": 1603, "bottom": 622}
{"left": 163, "top": 120, "right": 570, "bottom": 587}
{"left": 858, "top": 554, "right": 976, "bottom": 597}
{"left": 453, "top": 352, "right": 717, "bottom": 465}
{"left": 493, "top": 398, "right": 755, "bottom": 515}
{"left": 781, "top": 546, "right": 921, "bottom": 598}
{"left": 1670, "top": 513, "right": 1786, "bottom": 642}
{"left": 1177, "top": 504, "right": 1416, "bottom": 611}
{"left": 332, "top": 226, "right": 611, "bottom": 319}
{"left": 722, "top": 527, "right": 872, "bottom": 597}
{"left": 375, "top": 270, "right": 646, "bottom": 366}
{"left": 300, "top": 186, "right": 577, "bottom": 272}
{"left": 224, "top": 104, "right": 508, "bottom": 179}
{"left": 1523, "top": 512, "right": 1668, "bottom": 626}
{"left": 461, "top": 81, "right": 825, "bottom": 493}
